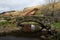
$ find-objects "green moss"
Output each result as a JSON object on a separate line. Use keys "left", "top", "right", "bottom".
{"left": 53, "top": 23, "right": 60, "bottom": 28}
{"left": 53, "top": 22, "right": 60, "bottom": 33}
{"left": 21, "top": 22, "right": 38, "bottom": 25}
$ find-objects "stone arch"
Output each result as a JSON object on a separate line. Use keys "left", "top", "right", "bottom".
{"left": 16, "top": 16, "right": 46, "bottom": 31}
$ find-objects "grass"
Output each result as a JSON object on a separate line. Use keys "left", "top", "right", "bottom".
{"left": 53, "top": 22, "right": 60, "bottom": 40}
{"left": 53, "top": 22, "right": 60, "bottom": 32}
{"left": 0, "top": 21, "right": 16, "bottom": 28}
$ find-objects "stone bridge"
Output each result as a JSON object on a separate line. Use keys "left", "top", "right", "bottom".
{"left": 16, "top": 16, "right": 52, "bottom": 32}
{"left": 16, "top": 16, "right": 57, "bottom": 40}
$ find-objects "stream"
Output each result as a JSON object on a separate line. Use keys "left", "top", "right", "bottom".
{"left": 0, "top": 36, "right": 40, "bottom": 40}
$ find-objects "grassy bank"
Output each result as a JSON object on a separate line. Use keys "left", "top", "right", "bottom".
{"left": 53, "top": 22, "right": 60, "bottom": 32}
{"left": 53, "top": 22, "right": 60, "bottom": 40}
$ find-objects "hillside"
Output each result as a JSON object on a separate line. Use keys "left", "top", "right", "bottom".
{"left": 0, "top": 2, "right": 60, "bottom": 17}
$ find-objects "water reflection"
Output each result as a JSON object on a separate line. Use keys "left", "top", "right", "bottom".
{"left": 0, "top": 36, "right": 40, "bottom": 40}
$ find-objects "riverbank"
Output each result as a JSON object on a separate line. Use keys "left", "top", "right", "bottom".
{"left": 0, "top": 27, "right": 21, "bottom": 34}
